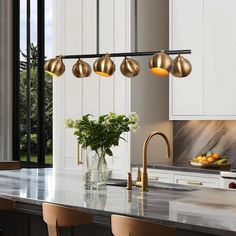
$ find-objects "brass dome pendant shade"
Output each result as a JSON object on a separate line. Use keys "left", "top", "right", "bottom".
{"left": 171, "top": 55, "right": 192, "bottom": 78}
{"left": 72, "top": 59, "right": 91, "bottom": 78}
{"left": 44, "top": 56, "right": 65, "bottom": 77}
{"left": 149, "top": 51, "right": 172, "bottom": 77}
{"left": 120, "top": 57, "right": 140, "bottom": 78}
{"left": 93, "top": 54, "right": 116, "bottom": 77}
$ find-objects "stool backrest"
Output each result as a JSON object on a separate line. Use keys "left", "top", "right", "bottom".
{"left": 112, "top": 215, "right": 176, "bottom": 236}
{"left": 42, "top": 203, "right": 93, "bottom": 236}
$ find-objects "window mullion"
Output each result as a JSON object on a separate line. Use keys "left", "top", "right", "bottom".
{"left": 26, "top": 0, "right": 31, "bottom": 162}
{"left": 37, "top": 0, "right": 45, "bottom": 166}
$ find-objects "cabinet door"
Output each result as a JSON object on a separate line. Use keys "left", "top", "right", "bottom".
{"left": 132, "top": 168, "right": 172, "bottom": 184}
{"left": 173, "top": 173, "right": 220, "bottom": 188}
{"left": 170, "top": 0, "right": 204, "bottom": 118}
{"left": 204, "top": 0, "right": 236, "bottom": 117}
{"left": 53, "top": 0, "right": 131, "bottom": 176}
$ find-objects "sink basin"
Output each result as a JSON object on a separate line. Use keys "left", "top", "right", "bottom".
{"left": 106, "top": 179, "right": 196, "bottom": 191}
{"left": 106, "top": 179, "right": 127, "bottom": 187}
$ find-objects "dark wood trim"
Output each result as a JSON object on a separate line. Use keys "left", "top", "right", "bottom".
{"left": 12, "top": 0, "right": 20, "bottom": 161}
{"left": 12, "top": 0, "right": 51, "bottom": 167}
{"left": 37, "top": 0, "right": 46, "bottom": 166}
{"left": 26, "top": 0, "right": 31, "bottom": 162}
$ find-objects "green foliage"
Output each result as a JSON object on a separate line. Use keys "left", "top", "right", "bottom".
{"left": 65, "top": 112, "right": 139, "bottom": 157}
{"left": 20, "top": 43, "right": 38, "bottom": 72}
{"left": 19, "top": 43, "right": 53, "bottom": 155}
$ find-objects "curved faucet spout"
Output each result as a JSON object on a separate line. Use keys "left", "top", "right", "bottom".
{"left": 140, "top": 131, "right": 171, "bottom": 191}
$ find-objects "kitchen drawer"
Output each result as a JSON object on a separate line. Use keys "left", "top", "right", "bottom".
{"left": 148, "top": 170, "right": 171, "bottom": 183}
{"left": 173, "top": 174, "right": 220, "bottom": 188}
{"left": 132, "top": 168, "right": 172, "bottom": 184}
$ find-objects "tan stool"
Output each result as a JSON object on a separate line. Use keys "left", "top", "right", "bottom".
{"left": 0, "top": 198, "right": 15, "bottom": 236}
{"left": 42, "top": 202, "right": 93, "bottom": 236}
{"left": 111, "top": 214, "right": 176, "bottom": 236}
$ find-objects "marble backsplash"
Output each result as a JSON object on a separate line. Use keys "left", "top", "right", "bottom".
{"left": 173, "top": 121, "right": 236, "bottom": 167}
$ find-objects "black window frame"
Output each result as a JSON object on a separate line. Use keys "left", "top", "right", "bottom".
{"left": 12, "top": 0, "right": 52, "bottom": 168}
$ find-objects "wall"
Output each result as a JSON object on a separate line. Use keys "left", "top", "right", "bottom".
{"left": 131, "top": 0, "right": 173, "bottom": 165}
{"left": 173, "top": 121, "right": 236, "bottom": 167}
{"left": 0, "top": 0, "right": 12, "bottom": 161}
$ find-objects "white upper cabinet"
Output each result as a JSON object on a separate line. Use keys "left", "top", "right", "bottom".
{"left": 204, "top": 0, "right": 236, "bottom": 116}
{"left": 170, "top": 0, "right": 204, "bottom": 117}
{"left": 170, "top": 0, "right": 236, "bottom": 120}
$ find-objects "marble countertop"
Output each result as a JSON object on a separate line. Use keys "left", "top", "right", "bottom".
{"left": 132, "top": 163, "right": 223, "bottom": 174}
{"left": 0, "top": 168, "right": 235, "bottom": 235}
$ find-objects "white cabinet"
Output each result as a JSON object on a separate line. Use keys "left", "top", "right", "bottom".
{"left": 132, "top": 167, "right": 220, "bottom": 188}
{"left": 173, "top": 173, "right": 220, "bottom": 188}
{"left": 53, "top": 0, "right": 131, "bottom": 177}
{"left": 170, "top": 0, "right": 204, "bottom": 117}
{"left": 53, "top": 0, "right": 171, "bottom": 177}
{"left": 170, "top": 0, "right": 236, "bottom": 120}
{"left": 146, "top": 169, "right": 172, "bottom": 183}
{"left": 132, "top": 168, "right": 172, "bottom": 183}
{"left": 204, "top": 0, "right": 236, "bottom": 116}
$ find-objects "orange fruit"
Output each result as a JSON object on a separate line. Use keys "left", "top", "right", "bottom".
{"left": 207, "top": 157, "right": 215, "bottom": 163}
{"left": 212, "top": 153, "right": 221, "bottom": 160}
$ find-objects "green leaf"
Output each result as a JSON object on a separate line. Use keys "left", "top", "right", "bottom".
{"left": 106, "top": 149, "right": 113, "bottom": 156}
{"left": 119, "top": 136, "right": 127, "bottom": 142}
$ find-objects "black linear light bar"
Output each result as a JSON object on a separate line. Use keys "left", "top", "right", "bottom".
{"left": 61, "top": 49, "right": 191, "bottom": 59}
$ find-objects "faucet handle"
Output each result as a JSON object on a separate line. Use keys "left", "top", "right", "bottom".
{"left": 136, "top": 167, "right": 141, "bottom": 182}
{"left": 127, "top": 172, "right": 132, "bottom": 190}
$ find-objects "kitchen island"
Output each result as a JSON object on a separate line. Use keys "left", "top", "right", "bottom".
{"left": 0, "top": 168, "right": 235, "bottom": 236}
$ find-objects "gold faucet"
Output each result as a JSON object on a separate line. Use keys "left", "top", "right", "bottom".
{"left": 136, "top": 131, "right": 171, "bottom": 191}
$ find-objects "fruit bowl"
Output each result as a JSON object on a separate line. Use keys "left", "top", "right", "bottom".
{"left": 190, "top": 161, "right": 231, "bottom": 170}
{"left": 191, "top": 152, "right": 231, "bottom": 170}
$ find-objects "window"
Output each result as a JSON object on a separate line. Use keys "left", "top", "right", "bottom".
{"left": 13, "top": 0, "right": 53, "bottom": 167}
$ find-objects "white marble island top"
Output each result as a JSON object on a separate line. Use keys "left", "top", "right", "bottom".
{"left": 0, "top": 168, "right": 235, "bottom": 236}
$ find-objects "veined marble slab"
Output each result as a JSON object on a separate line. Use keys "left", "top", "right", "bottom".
{"left": 0, "top": 168, "right": 235, "bottom": 235}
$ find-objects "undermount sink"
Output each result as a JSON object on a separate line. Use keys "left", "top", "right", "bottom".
{"left": 106, "top": 179, "right": 196, "bottom": 191}
{"left": 106, "top": 179, "right": 127, "bottom": 187}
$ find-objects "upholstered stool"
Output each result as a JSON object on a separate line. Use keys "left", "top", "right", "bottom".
{"left": 111, "top": 214, "right": 176, "bottom": 236}
{"left": 0, "top": 198, "right": 15, "bottom": 236}
{"left": 42, "top": 202, "right": 93, "bottom": 236}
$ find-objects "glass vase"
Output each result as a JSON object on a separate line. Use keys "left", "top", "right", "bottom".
{"left": 84, "top": 148, "right": 108, "bottom": 189}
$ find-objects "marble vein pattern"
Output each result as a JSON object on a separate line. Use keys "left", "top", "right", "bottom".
{"left": 0, "top": 169, "right": 235, "bottom": 235}
{"left": 174, "top": 121, "right": 236, "bottom": 167}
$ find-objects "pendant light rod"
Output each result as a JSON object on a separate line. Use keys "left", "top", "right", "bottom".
{"left": 60, "top": 49, "right": 191, "bottom": 60}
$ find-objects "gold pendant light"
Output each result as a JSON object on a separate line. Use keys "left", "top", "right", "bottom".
{"left": 44, "top": 56, "right": 65, "bottom": 77}
{"left": 149, "top": 51, "right": 172, "bottom": 77}
{"left": 72, "top": 59, "right": 92, "bottom": 78}
{"left": 93, "top": 54, "right": 116, "bottom": 77}
{"left": 171, "top": 55, "right": 192, "bottom": 78}
{"left": 120, "top": 57, "right": 140, "bottom": 78}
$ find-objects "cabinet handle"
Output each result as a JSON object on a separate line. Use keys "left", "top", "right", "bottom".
{"left": 187, "top": 181, "right": 203, "bottom": 186}
{"left": 136, "top": 168, "right": 141, "bottom": 182}
{"left": 77, "top": 143, "right": 83, "bottom": 165}
{"left": 149, "top": 176, "right": 159, "bottom": 180}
